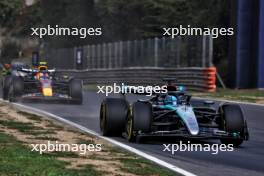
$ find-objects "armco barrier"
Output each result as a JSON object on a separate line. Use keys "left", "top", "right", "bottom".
{"left": 57, "top": 67, "right": 216, "bottom": 92}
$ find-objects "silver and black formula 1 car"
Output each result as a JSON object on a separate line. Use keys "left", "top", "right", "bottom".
{"left": 2, "top": 62, "right": 83, "bottom": 104}
{"left": 100, "top": 82, "right": 249, "bottom": 147}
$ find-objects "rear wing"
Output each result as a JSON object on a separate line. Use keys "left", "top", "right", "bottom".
{"left": 19, "top": 68, "right": 56, "bottom": 74}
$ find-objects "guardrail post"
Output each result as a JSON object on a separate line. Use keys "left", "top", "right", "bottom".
{"left": 176, "top": 36, "right": 181, "bottom": 67}
{"left": 108, "top": 43, "right": 112, "bottom": 69}
{"left": 119, "top": 41, "right": 123, "bottom": 68}
{"left": 97, "top": 44, "right": 101, "bottom": 69}
{"left": 202, "top": 35, "right": 206, "bottom": 67}
{"left": 73, "top": 47, "right": 76, "bottom": 69}
{"left": 208, "top": 35, "right": 213, "bottom": 67}
{"left": 126, "top": 41, "right": 131, "bottom": 67}
{"left": 140, "top": 39, "right": 144, "bottom": 67}
{"left": 154, "top": 37, "right": 159, "bottom": 67}
{"left": 133, "top": 40, "right": 138, "bottom": 67}
{"left": 91, "top": 45, "right": 95, "bottom": 69}
{"left": 114, "top": 42, "right": 118, "bottom": 68}
{"left": 95, "top": 44, "right": 98, "bottom": 69}
{"left": 147, "top": 38, "right": 151, "bottom": 66}
{"left": 87, "top": 45, "right": 90, "bottom": 69}
{"left": 102, "top": 43, "right": 106, "bottom": 69}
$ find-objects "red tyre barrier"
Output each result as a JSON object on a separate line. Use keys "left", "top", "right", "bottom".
{"left": 204, "top": 67, "right": 216, "bottom": 92}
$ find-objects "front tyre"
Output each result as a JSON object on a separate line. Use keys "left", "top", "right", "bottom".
{"left": 3, "top": 76, "right": 12, "bottom": 100}
{"left": 9, "top": 76, "right": 24, "bottom": 102}
{"left": 127, "top": 101, "right": 152, "bottom": 142}
{"left": 100, "top": 98, "right": 128, "bottom": 136}
{"left": 69, "top": 79, "right": 83, "bottom": 104}
{"left": 219, "top": 104, "right": 246, "bottom": 147}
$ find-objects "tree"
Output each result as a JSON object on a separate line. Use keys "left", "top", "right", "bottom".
{"left": 96, "top": 0, "right": 229, "bottom": 40}
{"left": 0, "top": 0, "right": 23, "bottom": 27}
{"left": 39, "top": 0, "right": 100, "bottom": 47}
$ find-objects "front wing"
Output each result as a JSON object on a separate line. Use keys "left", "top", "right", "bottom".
{"left": 19, "top": 92, "right": 76, "bottom": 103}
{"left": 134, "top": 127, "right": 248, "bottom": 140}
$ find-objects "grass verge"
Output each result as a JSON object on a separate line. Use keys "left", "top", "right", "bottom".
{"left": 192, "top": 88, "right": 264, "bottom": 104}
{"left": 0, "top": 102, "right": 177, "bottom": 176}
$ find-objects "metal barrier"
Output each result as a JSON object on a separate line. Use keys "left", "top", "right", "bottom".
{"left": 57, "top": 67, "right": 216, "bottom": 92}
{"left": 44, "top": 36, "right": 216, "bottom": 91}
{"left": 44, "top": 36, "right": 213, "bottom": 69}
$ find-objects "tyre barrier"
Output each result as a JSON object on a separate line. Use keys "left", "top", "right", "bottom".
{"left": 205, "top": 67, "right": 217, "bottom": 92}
{"left": 57, "top": 67, "right": 217, "bottom": 92}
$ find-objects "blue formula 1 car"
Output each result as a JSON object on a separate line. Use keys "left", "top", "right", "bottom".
{"left": 100, "top": 81, "right": 249, "bottom": 147}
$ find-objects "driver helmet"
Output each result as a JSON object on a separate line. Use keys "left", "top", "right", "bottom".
{"left": 38, "top": 61, "right": 48, "bottom": 71}
{"left": 164, "top": 95, "right": 177, "bottom": 106}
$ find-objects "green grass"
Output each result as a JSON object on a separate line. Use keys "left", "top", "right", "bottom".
{"left": 76, "top": 138, "right": 95, "bottom": 145}
{"left": 0, "top": 120, "right": 43, "bottom": 132}
{"left": 33, "top": 136, "right": 59, "bottom": 141}
{"left": 17, "top": 111, "right": 42, "bottom": 121}
{"left": 44, "top": 151, "right": 80, "bottom": 158}
{"left": 25, "top": 129, "right": 57, "bottom": 136}
{"left": 192, "top": 88, "right": 264, "bottom": 103}
{"left": 0, "top": 120, "right": 56, "bottom": 136}
{"left": 45, "top": 122, "right": 65, "bottom": 130}
{"left": 0, "top": 108, "right": 179, "bottom": 176}
{"left": 0, "top": 133, "right": 102, "bottom": 176}
{"left": 107, "top": 146, "right": 177, "bottom": 176}
{"left": 119, "top": 158, "right": 176, "bottom": 176}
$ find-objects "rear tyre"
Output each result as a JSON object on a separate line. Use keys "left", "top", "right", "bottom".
{"left": 219, "top": 104, "right": 245, "bottom": 147}
{"left": 9, "top": 76, "right": 24, "bottom": 102}
{"left": 127, "top": 101, "right": 152, "bottom": 142}
{"left": 100, "top": 98, "right": 128, "bottom": 136}
{"left": 69, "top": 79, "right": 83, "bottom": 104}
{"left": 3, "top": 76, "right": 12, "bottom": 100}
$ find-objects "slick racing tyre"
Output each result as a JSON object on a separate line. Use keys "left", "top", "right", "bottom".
{"left": 69, "top": 79, "right": 83, "bottom": 104}
{"left": 219, "top": 104, "right": 245, "bottom": 147}
{"left": 2, "top": 76, "right": 12, "bottom": 100}
{"left": 9, "top": 76, "right": 24, "bottom": 102}
{"left": 100, "top": 98, "right": 128, "bottom": 136}
{"left": 127, "top": 101, "right": 152, "bottom": 142}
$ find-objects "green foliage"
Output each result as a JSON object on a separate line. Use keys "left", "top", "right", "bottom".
{"left": 0, "top": 0, "right": 23, "bottom": 27}
{"left": 96, "top": 0, "right": 229, "bottom": 40}
{"left": 0, "top": 41, "right": 21, "bottom": 63}
{"left": 119, "top": 157, "right": 176, "bottom": 176}
{"left": 39, "top": 0, "right": 100, "bottom": 47}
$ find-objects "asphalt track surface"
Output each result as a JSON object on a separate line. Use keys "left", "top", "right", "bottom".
{"left": 5, "top": 91, "right": 264, "bottom": 176}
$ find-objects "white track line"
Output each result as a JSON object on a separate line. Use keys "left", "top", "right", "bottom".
{"left": 9, "top": 102, "right": 196, "bottom": 176}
